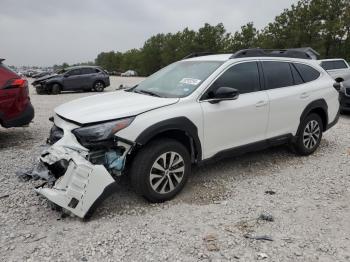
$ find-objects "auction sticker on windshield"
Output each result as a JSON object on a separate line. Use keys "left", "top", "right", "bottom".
{"left": 180, "top": 78, "right": 202, "bottom": 86}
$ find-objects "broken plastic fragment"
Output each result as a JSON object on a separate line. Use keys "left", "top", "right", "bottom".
{"left": 105, "top": 150, "right": 124, "bottom": 171}
{"left": 16, "top": 161, "right": 56, "bottom": 184}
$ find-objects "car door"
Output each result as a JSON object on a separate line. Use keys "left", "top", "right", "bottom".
{"left": 63, "top": 69, "right": 82, "bottom": 90}
{"left": 200, "top": 61, "right": 269, "bottom": 159}
{"left": 261, "top": 60, "right": 318, "bottom": 138}
{"left": 80, "top": 68, "right": 95, "bottom": 89}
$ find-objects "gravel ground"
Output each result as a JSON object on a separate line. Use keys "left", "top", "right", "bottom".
{"left": 0, "top": 78, "right": 349, "bottom": 261}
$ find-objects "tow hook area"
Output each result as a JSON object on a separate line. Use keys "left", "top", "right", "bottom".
{"left": 35, "top": 154, "right": 116, "bottom": 219}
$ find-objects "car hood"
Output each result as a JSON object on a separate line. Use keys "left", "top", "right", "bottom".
{"left": 55, "top": 90, "right": 179, "bottom": 124}
{"left": 33, "top": 73, "right": 60, "bottom": 83}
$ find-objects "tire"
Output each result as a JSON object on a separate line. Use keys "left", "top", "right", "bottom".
{"left": 93, "top": 81, "right": 105, "bottom": 92}
{"left": 130, "top": 138, "right": 191, "bottom": 203}
{"left": 35, "top": 86, "right": 45, "bottom": 95}
{"left": 51, "top": 84, "right": 61, "bottom": 95}
{"left": 292, "top": 113, "right": 323, "bottom": 155}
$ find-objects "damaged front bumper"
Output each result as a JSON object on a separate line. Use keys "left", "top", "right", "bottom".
{"left": 32, "top": 115, "right": 134, "bottom": 219}
{"left": 35, "top": 149, "right": 117, "bottom": 219}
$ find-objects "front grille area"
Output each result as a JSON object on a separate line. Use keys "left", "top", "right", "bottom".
{"left": 47, "top": 125, "right": 64, "bottom": 145}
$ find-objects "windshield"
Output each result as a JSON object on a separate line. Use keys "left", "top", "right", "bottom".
{"left": 133, "top": 61, "right": 223, "bottom": 98}
{"left": 55, "top": 69, "right": 67, "bottom": 74}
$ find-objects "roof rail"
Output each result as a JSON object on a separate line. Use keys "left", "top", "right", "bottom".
{"left": 183, "top": 52, "right": 215, "bottom": 59}
{"left": 230, "top": 48, "right": 313, "bottom": 60}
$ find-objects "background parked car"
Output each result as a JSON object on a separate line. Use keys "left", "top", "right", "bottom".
{"left": 121, "top": 70, "right": 138, "bottom": 77}
{"left": 32, "top": 66, "right": 110, "bottom": 94}
{"left": 318, "top": 59, "right": 350, "bottom": 82}
{"left": 0, "top": 58, "right": 34, "bottom": 128}
{"left": 339, "top": 79, "right": 350, "bottom": 113}
{"left": 32, "top": 71, "right": 51, "bottom": 79}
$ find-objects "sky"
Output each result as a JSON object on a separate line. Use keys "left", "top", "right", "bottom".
{"left": 0, "top": 0, "right": 298, "bottom": 66}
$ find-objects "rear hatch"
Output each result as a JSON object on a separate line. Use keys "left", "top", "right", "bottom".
{"left": 0, "top": 59, "right": 31, "bottom": 121}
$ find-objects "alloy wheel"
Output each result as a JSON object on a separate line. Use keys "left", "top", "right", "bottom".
{"left": 303, "top": 120, "right": 321, "bottom": 149}
{"left": 94, "top": 82, "right": 104, "bottom": 91}
{"left": 149, "top": 151, "right": 185, "bottom": 194}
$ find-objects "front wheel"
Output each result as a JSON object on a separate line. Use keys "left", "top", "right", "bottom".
{"left": 51, "top": 84, "right": 61, "bottom": 95}
{"left": 93, "top": 81, "right": 105, "bottom": 92}
{"left": 292, "top": 113, "right": 323, "bottom": 155}
{"left": 130, "top": 138, "right": 191, "bottom": 203}
{"left": 35, "top": 86, "right": 45, "bottom": 95}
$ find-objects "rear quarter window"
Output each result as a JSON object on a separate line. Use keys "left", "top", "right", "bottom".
{"left": 293, "top": 63, "right": 320, "bottom": 83}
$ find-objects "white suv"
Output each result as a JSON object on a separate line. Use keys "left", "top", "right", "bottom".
{"left": 35, "top": 49, "right": 340, "bottom": 218}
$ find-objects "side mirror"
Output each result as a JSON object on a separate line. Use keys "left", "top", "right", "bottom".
{"left": 335, "top": 78, "right": 344, "bottom": 83}
{"left": 208, "top": 86, "right": 239, "bottom": 104}
{"left": 64, "top": 73, "right": 70, "bottom": 78}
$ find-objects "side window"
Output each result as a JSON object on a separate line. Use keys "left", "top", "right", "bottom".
{"left": 290, "top": 64, "right": 304, "bottom": 85}
{"left": 81, "top": 68, "right": 95, "bottom": 74}
{"left": 262, "top": 61, "right": 294, "bottom": 89}
{"left": 293, "top": 63, "right": 320, "bottom": 82}
{"left": 67, "top": 69, "right": 81, "bottom": 76}
{"left": 207, "top": 62, "right": 260, "bottom": 96}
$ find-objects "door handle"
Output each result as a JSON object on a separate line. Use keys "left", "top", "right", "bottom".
{"left": 255, "top": 100, "right": 268, "bottom": 108}
{"left": 300, "top": 92, "right": 309, "bottom": 99}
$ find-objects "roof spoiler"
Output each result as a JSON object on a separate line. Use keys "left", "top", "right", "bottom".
{"left": 0, "top": 58, "right": 4, "bottom": 63}
{"left": 230, "top": 48, "right": 314, "bottom": 60}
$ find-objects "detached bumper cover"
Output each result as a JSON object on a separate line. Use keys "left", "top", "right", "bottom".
{"left": 35, "top": 146, "right": 116, "bottom": 218}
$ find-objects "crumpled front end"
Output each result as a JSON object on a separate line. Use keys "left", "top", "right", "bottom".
{"left": 33, "top": 114, "right": 134, "bottom": 218}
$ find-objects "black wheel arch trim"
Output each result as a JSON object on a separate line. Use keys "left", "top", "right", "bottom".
{"left": 299, "top": 99, "right": 328, "bottom": 131}
{"left": 135, "top": 117, "right": 202, "bottom": 163}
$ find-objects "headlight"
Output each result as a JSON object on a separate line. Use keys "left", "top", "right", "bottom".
{"left": 72, "top": 117, "right": 134, "bottom": 143}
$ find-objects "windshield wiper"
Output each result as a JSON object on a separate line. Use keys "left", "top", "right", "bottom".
{"left": 134, "top": 89, "right": 162, "bottom": 97}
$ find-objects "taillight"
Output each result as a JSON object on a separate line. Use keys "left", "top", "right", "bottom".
{"left": 11, "top": 78, "right": 27, "bottom": 88}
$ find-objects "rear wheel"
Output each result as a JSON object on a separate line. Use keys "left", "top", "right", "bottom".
{"left": 93, "top": 81, "right": 105, "bottom": 92}
{"left": 130, "top": 138, "right": 191, "bottom": 202}
{"left": 292, "top": 113, "right": 323, "bottom": 155}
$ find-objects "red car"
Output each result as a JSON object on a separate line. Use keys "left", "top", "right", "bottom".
{"left": 0, "top": 58, "right": 34, "bottom": 128}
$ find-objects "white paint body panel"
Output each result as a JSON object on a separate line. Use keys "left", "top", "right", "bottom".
{"left": 55, "top": 90, "right": 179, "bottom": 124}
{"left": 200, "top": 91, "right": 269, "bottom": 158}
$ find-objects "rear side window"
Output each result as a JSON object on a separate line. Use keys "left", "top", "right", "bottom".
{"left": 0, "top": 64, "right": 18, "bottom": 89}
{"left": 293, "top": 63, "right": 320, "bottom": 82}
{"left": 81, "top": 68, "right": 96, "bottom": 74}
{"left": 262, "top": 61, "right": 294, "bottom": 89}
{"left": 321, "top": 60, "right": 348, "bottom": 70}
{"left": 209, "top": 62, "right": 260, "bottom": 95}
